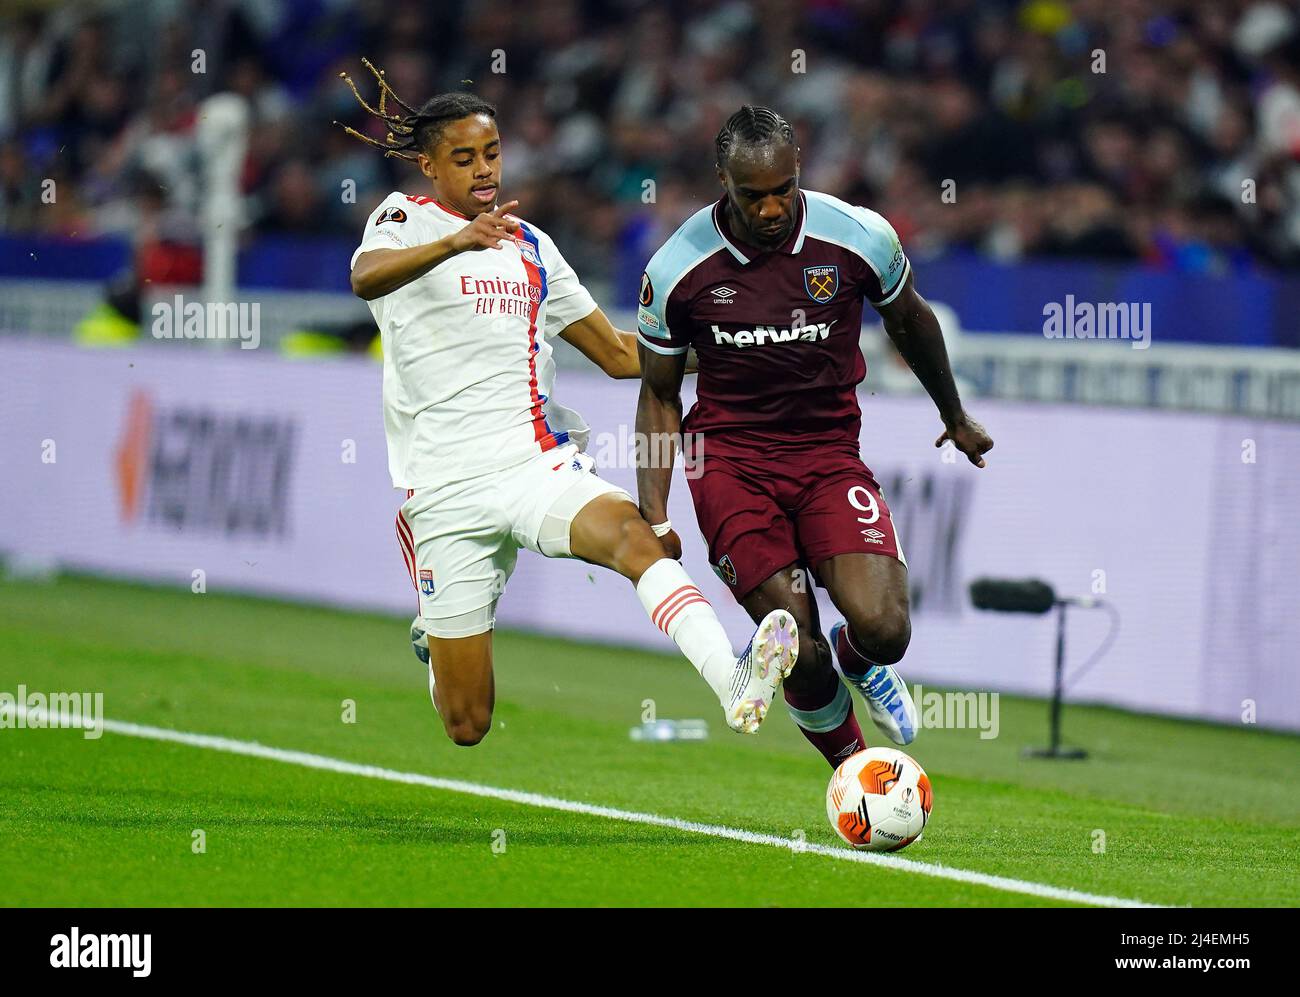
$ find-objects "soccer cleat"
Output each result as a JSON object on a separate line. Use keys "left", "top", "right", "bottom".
{"left": 410, "top": 619, "right": 437, "bottom": 708}
{"left": 830, "top": 621, "right": 917, "bottom": 745}
{"left": 410, "top": 618, "right": 430, "bottom": 665}
{"left": 724, "top": 609, "right": 799, "bottom": 734}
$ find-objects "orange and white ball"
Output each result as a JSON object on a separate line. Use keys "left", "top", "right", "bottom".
{"left": 827, "top": 747, "right": 932, "bottom": 851}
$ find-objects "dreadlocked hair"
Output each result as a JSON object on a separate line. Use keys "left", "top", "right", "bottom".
{"left": 715, "top": 105, "right": 795, "bottom": 169}
{"left": 334, "top": 58, "right": 496, "bottom": 162}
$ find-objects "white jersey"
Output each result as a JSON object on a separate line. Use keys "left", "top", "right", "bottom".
{"left": 352, "top": 192, "right": 598, "bottom": 489}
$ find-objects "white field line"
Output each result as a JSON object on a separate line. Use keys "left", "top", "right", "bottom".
{"left": 15, "top": 706, "right": 1163, "bottom": 908}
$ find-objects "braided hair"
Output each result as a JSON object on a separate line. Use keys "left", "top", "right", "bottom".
{"left": 334, "top": 59, "right": 496, "bottom": 161}
{"left": 715, "top": 105, "right": 795, "bottom": 170}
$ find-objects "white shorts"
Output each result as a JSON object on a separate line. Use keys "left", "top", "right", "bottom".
{"left": 395, "top": 444, "right": 633, "bottom": 638}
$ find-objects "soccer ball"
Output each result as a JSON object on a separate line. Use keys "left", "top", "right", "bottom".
{"left": 826, "top": 747, "right": 932, "bottom": 851}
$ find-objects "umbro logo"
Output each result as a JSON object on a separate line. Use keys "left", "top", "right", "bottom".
{"left": 711, "top": 286, "right": 737, "bottom": 298}
{"left": 862, "top": 528, "right": 886, "bottom": 544}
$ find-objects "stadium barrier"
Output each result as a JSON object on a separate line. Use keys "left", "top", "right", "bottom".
{"left": 7, "top": 281, "right": 1300, "bottom": 418}
{"left": 5, "top": 233, "right": 1300, "bottom": 348}
{"left": 3, "top": 338, "right": 1297, "bottom": 731}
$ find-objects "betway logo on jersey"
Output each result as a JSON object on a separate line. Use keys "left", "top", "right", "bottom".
{"left": 711, "top": 320, "right": 836, "bottom": 348}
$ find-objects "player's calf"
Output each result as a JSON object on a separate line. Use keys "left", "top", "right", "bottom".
{"left": 567, "top": 495, "right": 669, "bottom": 579}
{"left": 783, "top": 633, "right": 867, "bottom": 767}
{"left": 580, "top": 504, "right": 670, "bottom": 583}
{"left": 782, "top": 629, "right": 833, "bottom": 698}
{"left": 421, "top": 628, "right": 496, "bottom": 747}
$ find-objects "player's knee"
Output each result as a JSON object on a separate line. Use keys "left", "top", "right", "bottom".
{"left": 876, "top": 617, "right": 912, "bottom": 665}
{"left": 848, "top": 603, "right": 911, "bottom": 665}
{"left": 443, "top": 709, "right": 492, "bottom": 747}
{"left": 447, "top": 722, "right": 489, "bottom": 747}
{"left": 875, "top": 610, "right": 912, "bottom": 664}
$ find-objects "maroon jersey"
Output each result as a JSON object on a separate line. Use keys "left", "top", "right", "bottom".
{"left": 637, "top": 190, "right": 909, "bottom": 456}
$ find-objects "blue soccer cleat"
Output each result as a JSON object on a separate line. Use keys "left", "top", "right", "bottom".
{"left": 830, "top": 621, "right": 918, "bottom": 745}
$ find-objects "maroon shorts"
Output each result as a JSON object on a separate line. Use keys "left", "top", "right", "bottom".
{"left": 685, "top": 443, "right": 905, "bottom": 601}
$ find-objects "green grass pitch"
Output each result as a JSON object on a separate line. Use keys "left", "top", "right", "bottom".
{"left": 1, "top": 573, "right": 1297, "bottom": 907}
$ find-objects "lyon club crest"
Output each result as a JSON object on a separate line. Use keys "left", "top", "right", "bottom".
{"left": 803, "top": 265, "right": 839, "bottom": 303}
{"left": 419, "top": 569, "right": 435, "bottom": 597}
{"left": 515, "top": 237, "right": 541, "bottom": 266}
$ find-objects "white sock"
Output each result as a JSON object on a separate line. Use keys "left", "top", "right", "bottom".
{"left": 635, "top": 558, "right": 735, "bottom": 701}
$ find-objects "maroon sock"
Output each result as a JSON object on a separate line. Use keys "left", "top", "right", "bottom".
{"left": 785, "top": 669, "right": 867, "bottom": 768}
{"left": 834, "top": 624, "right": 876, "bottom": 678}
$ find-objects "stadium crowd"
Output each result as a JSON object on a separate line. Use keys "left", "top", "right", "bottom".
{"left": 1, "top": 0, "right": 1298, "bottom": 291}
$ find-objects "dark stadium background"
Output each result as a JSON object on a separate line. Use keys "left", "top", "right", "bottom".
{"left": 2, "top": 0, "right": 1298, "bottom": 341}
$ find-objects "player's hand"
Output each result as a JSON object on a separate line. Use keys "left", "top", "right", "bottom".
{"left": 658, "top": 528, "right": 683, "bottom": 561}
{"left": 449, "top": 200, "right": 520, "bottom": 252}
{"left": 936, "top": 412, "right": 993, "bottom": 468}
{"left": 643, "top": 511, "right": 683, "bottom": 559}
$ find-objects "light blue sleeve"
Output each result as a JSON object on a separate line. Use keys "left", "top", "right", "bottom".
{"left": 849, "top": 205, "right": 909, "bottom": 305}
{"left": 635, "top": 250, "right": 689, "bottom": 356}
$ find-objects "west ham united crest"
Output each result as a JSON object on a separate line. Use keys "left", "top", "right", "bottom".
{"left": 419, "top": 569, "right": 436, "bottom": 597}
{"left": 803, "top": 265, "right": 839, "bottom": 303}
{"left": 714, "top": 554, "right": 738, "bottom": 587}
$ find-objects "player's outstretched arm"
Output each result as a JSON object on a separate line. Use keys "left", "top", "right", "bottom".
{"left": 635, "top": 344, "right": 688, "bottom": 559}
{"left": 874, "top": 271, "right": 994, "bottom": 468}
{"left": 559, "top": 308, "right": 640, "bottom": 379}
{"left": 350, "top": 201, "right": 521, "bottom": 300}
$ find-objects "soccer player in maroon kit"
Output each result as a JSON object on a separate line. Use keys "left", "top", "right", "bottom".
{"left": 635, "top": 106, "right": 993, "bottom": 766}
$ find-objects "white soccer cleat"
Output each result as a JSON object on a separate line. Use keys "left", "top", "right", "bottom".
{"left": 724, "top": 609, "right": 799, "bottom": 734}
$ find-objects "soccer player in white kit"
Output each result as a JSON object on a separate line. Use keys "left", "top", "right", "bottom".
{"left": 339, "top": 63, "right": 797, "bottom": 746}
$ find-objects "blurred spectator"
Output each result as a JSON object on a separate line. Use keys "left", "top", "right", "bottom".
{"left": 0, "top": 0, "right": 1297, "bottom": 284}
